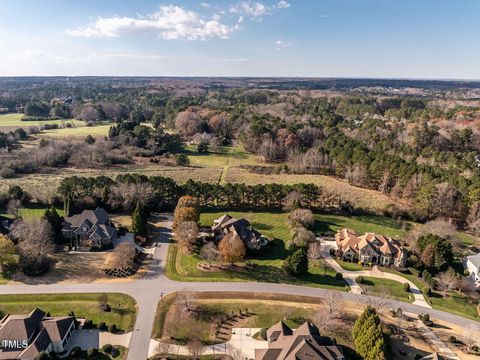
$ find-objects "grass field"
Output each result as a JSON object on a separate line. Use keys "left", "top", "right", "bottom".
{"left": 0, "top": 113, "right": 84, "bottom": 129}
{"left": 39, "top": 124, "right": 112, "bottom": 138}
{"left": 358, "top": 277, "right": 413, "bottom": 303}
{"left": 186, "top": 145, "right": 263, "bottom": 168}
{"left": 224, "top": 166, "right": 403, "bottom": 213}
{"left": 0, "top": 204, "right": 64, "bottom": 219}
{"left": 428, "top": 291, "right": 479, "bottom": 321}
{"left": 0, "top": 293, "right": 137, "bottom": 331}
{"left": 0, "top": 113, "right": 112, "bottom": 138}
{"left": 0, "top": 166, "right": 223, "bottom": 202}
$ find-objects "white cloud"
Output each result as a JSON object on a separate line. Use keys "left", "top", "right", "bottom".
{"left": 229, "top": 2, "right": 268, "bottom": 17}
{"left": 276, "top": 1, "right": 290, "bottom": 9}
{"left": 68, "top": 4, "right": 235, "bottom": 40}
{"left": 275, "top": 39, "right": 291, "bottom": 51}
{"left": 219, "top": 57, "right": 251, "bottom": 62}
{"left": 200, "top": 2, "right": 211, "bottom": 8}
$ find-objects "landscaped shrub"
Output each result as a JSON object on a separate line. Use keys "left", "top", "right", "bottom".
{"left": 98, "top": 322, "right": 106, "bottom": 331}
{"left": 418, "top": 313, "right": 433, "bottom": 326}
{"left": 335, "top": 272, "right": 343, "bottom": 280}
{"left": 403, "top": 282, "right": 410, "bottom": 292}
{"left": 111, "top": 347, "right": 120, "bottom": 358}
{"left": 422, "top": 286, "right": 431, "bottom": 297}
{"left": 87, "top": 348, "right": 98, "bottom": 358}
{"left": 356, "top": 275, "right": 364, "bottom": 284}
{"left": 283, "top": 248, "right": 308, "bottom": 276}
{"left": 102, "top": 344, "right": 113, "bottom": 353}
{"left": 108, "top": 324, "right": 117, "bottom": 333}
{"left": 83, "top": 319, "right": 93, "bottom": 329}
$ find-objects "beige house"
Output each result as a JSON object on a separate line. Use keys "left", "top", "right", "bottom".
{"left": 255, "top": 321, "right": 344, "bottom": 360}
{"left": 335, "top": 229, "right": 407, "bottom": 267}
{"left": 0, "top": 308, "right": 75, "bottom": 359}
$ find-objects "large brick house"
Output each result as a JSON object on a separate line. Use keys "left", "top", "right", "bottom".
{"left": 61, "top": 207, "right": 117, "bottom": 249}
{"left": 212, "top": 214, "right": 268, "bottom": 251}
{"left": 0, "top": 308, "right": 75, "bottom": 360}
{"left": 335, "top": 229, "right": 407, "bottom": 267}
{"left": 255, "top": 321, "right": 344, "bottom": 360}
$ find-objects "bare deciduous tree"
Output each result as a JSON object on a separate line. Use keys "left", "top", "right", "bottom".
{"left": 314, "top": 307, "right": 343, "bottom": 333}
{"left": 307, "top": 240, "right": 323, "bottom": 266}
{"left": 108, "top": 182, "right": 154, "bottom": 210}
{"left": 288, "top": 208, "right": 314, "bottom": 228}
{"left": 464, "top": 324, "right": 480, "bottom": 350}
{"left": 199, "top": 242, "right": 218, "bottom": 265}
{"left": 173, "top": 221, "right": 199, "bottom": 254}
{"left": 365, "top": 286, "right": 392, "bottom": 313}
{"left": 322, "top": 292, "right": 341, "bottom": 318}
{"left": 177, "top": 290, "right": 196, "bottom": 313}
{"left": 7, "top": 199, "right": 21, "bottom": 218}
{"left": 110, "top": 243, "right": 135, "bottom": 269}
{"left": 435, "top": 271, "right": 457, "bottom": 297}
{"left": 186, "top": 335, "right": 204, "bottom": 359}
{"left": 291, "top": 226, "right": 315, "bottom": 248}
{"left": 11, "top": 218, "right": 54, "bottom": 271}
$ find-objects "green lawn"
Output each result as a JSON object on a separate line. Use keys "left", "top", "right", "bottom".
{"left": 358, "top": 277, "right": 413, "bottom": 303}
{"left": 0, "top": 113, "right": 84, "bottom": 128}
{"left": 0, "top": 293, "right": 137, "bottom": 331}
{"left": 185, "top": 145, "right": 263, "bottom": 168}
{"left": 453, "top": 231, "right": 479, "bottom": 246}
{"left": 428, "top": 291, "right": 479, "bottom": 321}
{"left": 0, "top": 204, "right": 64, "bottom": 219}
{"left": 314, "top": 214, "right": 408, "bottom": 239}
{"left": 39, "top": 124, "right": 112, "bottom": 138}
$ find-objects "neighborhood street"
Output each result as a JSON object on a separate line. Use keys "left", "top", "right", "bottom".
{"left": 0, "top": 214, "right": 478, "bottom": 360}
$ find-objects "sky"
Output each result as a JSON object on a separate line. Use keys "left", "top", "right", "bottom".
{"left": 0, "top": 0, "right": 479, "bottom": 79}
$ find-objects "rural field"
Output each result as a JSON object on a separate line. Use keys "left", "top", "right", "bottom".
{"left": 0, "top": 113, "right": 111, "bottom": 137}
{"left": 0, "top": 293, "right": 137, "bottom": 331}
{"left": 224, "top": 166, "right": 402, "bottom": 213}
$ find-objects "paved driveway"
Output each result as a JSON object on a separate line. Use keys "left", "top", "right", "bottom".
{"left": 65, "top": 329, "right": 100, "bottom": 351}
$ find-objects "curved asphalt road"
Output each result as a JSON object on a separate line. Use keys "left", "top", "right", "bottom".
{"left": 0, "top": 216, "right": 478, "bottom": 360}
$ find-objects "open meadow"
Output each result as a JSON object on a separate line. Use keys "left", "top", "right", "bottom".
{"left": 0, "top": 113, "right": 111, "bottom": 138}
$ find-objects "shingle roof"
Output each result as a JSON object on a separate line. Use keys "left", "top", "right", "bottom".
{"left": 257, "top": 322, "right": 343, "bottom": 360}
{"left": 0, "top": 308, "right": 46, "bottom": 342}
{"left": 42, "top": 316, "right": 74, "bottom": 343}
{"left": 467, "top": 253, "right": 480, "bottom": 269}
{"left": 18, "top": 328, "right": 51, "bottom": 360}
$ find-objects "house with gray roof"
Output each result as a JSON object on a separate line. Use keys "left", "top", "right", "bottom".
{"left": 255, "top": 321, "right": 344, "bottom": 360}
{"left": 62, "top": 207, "right": 117, "bottom": 249}
{"left": 0, "top": 308, "right": 75, "bottom": 359}
{"left": 212, "top": 214, "right": 269, "bottom": 251}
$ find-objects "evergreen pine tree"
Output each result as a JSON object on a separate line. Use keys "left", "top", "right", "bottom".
{"left": 132, "top": 202, "right": 146, "bottom": 236}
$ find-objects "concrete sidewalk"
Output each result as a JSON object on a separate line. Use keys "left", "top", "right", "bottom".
{"left": 148, "top": 328, "right": 268, "bottom": 359}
